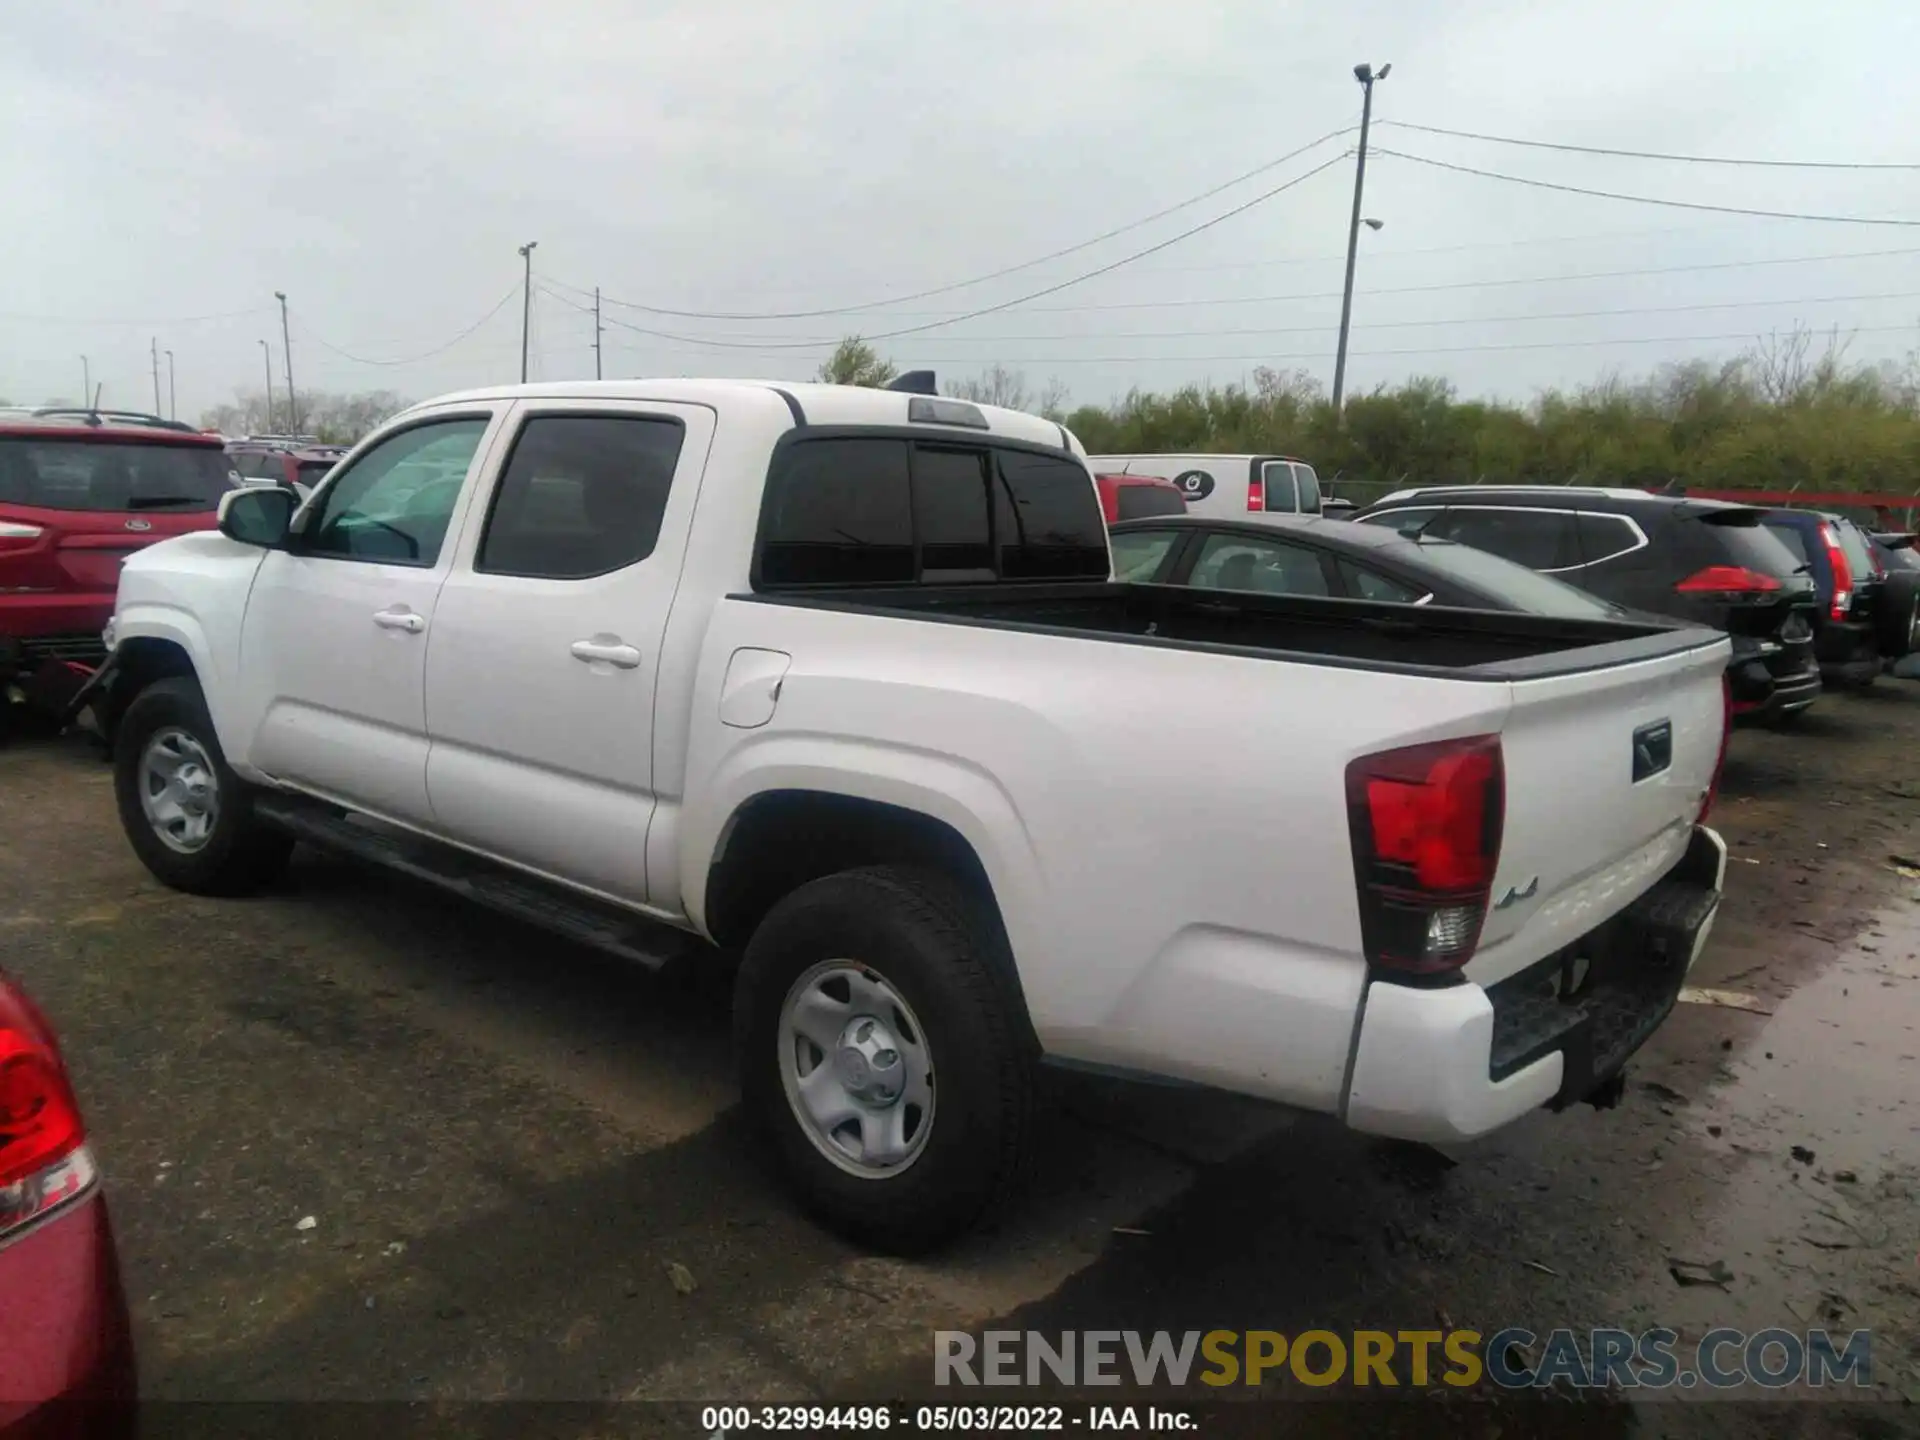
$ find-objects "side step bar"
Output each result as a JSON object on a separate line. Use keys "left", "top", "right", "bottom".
{"left": 253, "top": 793, "right": 702, "bottom": 972}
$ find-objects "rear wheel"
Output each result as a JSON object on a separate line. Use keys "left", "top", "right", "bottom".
{"left": 113, "top": 677, "right": 292, "bottom": 895}
{"left": 733, "top": 865, "right": 1034, "bottom": 1253}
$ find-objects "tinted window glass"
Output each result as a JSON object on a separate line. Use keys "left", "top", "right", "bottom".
{"left": 1336, "top": 559, "right": 1424, "bottom": 603}
{"left": 304, "top": 418, "right": 488, "bottom": 565}
{"left": 0, "top": 439, "right": 234, "bottom": 512}
{"left": 1695, "top": 516, "right": 1804, "bottom": 579}
{"left": 478, "top": 415, "right": 685, "bottom": 579}
{"left": 992, "top": 450, "right": 1109, "bottom": 579}
{"left": 1410, "top": 540, "right": 1622, "bottom": 619}
{"left": 760, "top": 438, "right": 914, "bottom": 585}
{"left": 1189, "top": 533, "right": 1330, "bottom": 596}
{"left": 1430, "top": 507, "right": 1580, "bottom": 570}
{"left": 1575, "top": 512, "right": 1644, "bottom": 566}
{"left": 1114, "top": 482, "right": 1187, "bottom": 521}
{"left": 1764, "top": 521, "right": 1811, "bottom": 564}
{"left": 1259, "top": 461, "right": 1299, "bottom": 513}
{"left": 1834, "top": 520, "right": 1876, "bottom": 579}
{"left": 912, "top": 446, "right": 992, "bottom": 577}
{"left": 295, "top": 459, "right": 336, "bottom": 488}
{"left": 1110, "top": 529, "right": 1178, "bottom": 581}
{"left": 1359, "top": 507, "right": 1438, "bottom": 538}
{"left": 1293, "top": 464, "right": 1322, "bottom": 512}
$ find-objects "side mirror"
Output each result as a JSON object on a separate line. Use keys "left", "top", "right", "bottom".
{"left": 218, "top": 485, "right": 295, "bottom": 548}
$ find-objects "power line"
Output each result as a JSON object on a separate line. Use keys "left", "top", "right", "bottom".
{"left": 292, "top": 286, "right": 521, "bottom": 366}
{"left": 0, "top": 304, "right": 270, "bottom": 326}
{"left": 599, "top": 290, "right": 1919, "bottom": 350}
{"left": 599, "top": 324, "right": 1915, "bottom": 368}
{"left": 542, "top": 127, "right": 1357, "bottom": 323}
{"left": 1377, "top": 119, "right": 1920, "bottom": 171}
{"left": 1374, "top": 146, "right": 1920, "bottom": 227}
{"left": 582, "top": 151, "right": 1351, "bottom": 350}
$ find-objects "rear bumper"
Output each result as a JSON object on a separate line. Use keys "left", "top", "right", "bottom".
{"left": 0, "top": 1192, "right": 135, "bottom": 1432}
{"left": 1343, "top": 825, "right": 1726, "bottom": 1145}
{"left": 1815, "top": 619, "right": 1879, "bottom": 685}
{"left": 0, "top": 594, "right": 115, "bottom": 645}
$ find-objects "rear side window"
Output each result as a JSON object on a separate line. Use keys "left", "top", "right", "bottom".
{"left": 1834, "top": 520, "right": 1876, "bottom": 579}
{"left": 0, "top": 439, "right": 234, "bottom": 512}
{"left": 759, "top": 438, "right": 1107, "bottom": 587}
{"left": 478, "top": 415, "right": 686, "bottom": 579}
{"left": 1575, "top": 512, "right": 1645, "bottom": 566}
{"left": 1430, "top": 507, "right": 1580, "bottom": 571}
{"left": 1336, "top": 559, "right": 1425, "bottom": 603}
{"left": 759, "top": 438, "right": 915, "bottom": 586}
{"left": 1114, "top": 482, "right": 1186, "bottom": 521}
{"left": 1189, "top": 533, "right": 1331, "bottom": 596}
{"left": 1110, "top": 529, "right": 1180, "bottom": 581}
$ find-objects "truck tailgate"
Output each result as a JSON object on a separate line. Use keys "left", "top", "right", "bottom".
{"left": 1466, "top": 634, "right": 1729, "bottom": 988}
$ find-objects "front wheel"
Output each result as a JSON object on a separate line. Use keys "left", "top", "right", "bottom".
{"left": 113, "top": 677, "right": 293, "bottom": 895}
{"left": 733, "top": 865, "right": 1035, "bottom": 1253}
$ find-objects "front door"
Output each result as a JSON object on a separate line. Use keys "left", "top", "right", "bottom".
{"left": 422, "top": 402, "right": 715, "bottom": 905}
{"left": 236, "top": 411, "right": 500, "bottom": 825}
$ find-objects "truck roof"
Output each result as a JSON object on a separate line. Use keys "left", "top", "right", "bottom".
{"left": 405, "top": 380, "right": 1082, "bottom": 457}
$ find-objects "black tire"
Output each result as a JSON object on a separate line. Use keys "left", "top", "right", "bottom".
{"left": 733, "top": 865, "right": 1035, "bottom": 1254}
{"left": 113, "top": 677, "right": 293, "bottom": 895}
{"left": 1877, "top": 572, "right": 1920, "bottom": 659}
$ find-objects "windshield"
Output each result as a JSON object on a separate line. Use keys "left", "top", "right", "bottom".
{"left": 0, "top": 437, "right": 234, "bottom": 512}
{"left": 1410, "top": 537, "right": 1625, "bottom": 619}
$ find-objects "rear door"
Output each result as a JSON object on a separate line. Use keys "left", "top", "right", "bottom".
{"left": 1469, "top": 633, "right": 1730, "bottom": 987}
{"left": 422, "top": 401, "right": 715, "bottom": 904}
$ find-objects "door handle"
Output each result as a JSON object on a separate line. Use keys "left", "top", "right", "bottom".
{"left": 570, "top": 638, "right": 641, "bottom": 669}
{"left": 373, "top": 608, "right": 426, "bottom": 634}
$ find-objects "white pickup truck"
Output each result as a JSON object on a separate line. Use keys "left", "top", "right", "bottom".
{"left": 92, "top": 379, "right": 1732, "bottom": 1250}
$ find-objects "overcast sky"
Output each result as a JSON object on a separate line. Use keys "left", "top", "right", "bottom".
{"left": 5, "top": 0, "right": 1918, "bottom": 424}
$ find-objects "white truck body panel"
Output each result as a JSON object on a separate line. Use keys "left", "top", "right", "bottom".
{"left": 111, "top": 379, "right": 1729, "bottom": 1143}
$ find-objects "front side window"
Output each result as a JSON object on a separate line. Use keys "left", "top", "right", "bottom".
{"left": 1188, "top": 533, "right": 1331, "bottom": 596}
{"left": 478, "top": 415, "right": 685, "bottom": 579}
{"left": 302, "top": 417, "right": 488, "bottom": 566}
{"left": 1109, "top": 529, "right": 1179, "bottom": 581}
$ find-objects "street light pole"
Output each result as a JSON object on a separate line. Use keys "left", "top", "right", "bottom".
{"left": 260, "top": 340, "right": 275, "bottom": 434}
{"left": 151, "top": 337, "right": 162, "bottom": 414}
{"left": 518, "top": 242, "right": 538, "bottom": 383}
{"left": 594, "top": 285, "right": 603, "bottom": 381}
{"left": 165, "top": 349, "right": 176, "bottom": 420}
{"left": 1331, "top": 60, "right": 1390, "bottom": 424}
{"left": 81, "top": 356, "right": 90, "bottom": 408}
{"left": 274, "top": 291, "right": 299, "bottom": 434}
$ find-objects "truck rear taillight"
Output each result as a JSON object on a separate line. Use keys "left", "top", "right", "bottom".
{"left": 0, "top": 983, "right": 94, "bottom": 1240}
{"left": 1345, "top": 734, "right": 1505, "bottom": 979}
{"left": 1673, "top": 565, "right": 1781, "bottom": 596}
{"left": 1820, "top": 523, "right": 1854, "bottom": 621}
{"left": 1246, "top": 476, "right": 1264, "bottom": 511}
{"left": 1700, "top": 674, "right": 1732, "bottom": 824}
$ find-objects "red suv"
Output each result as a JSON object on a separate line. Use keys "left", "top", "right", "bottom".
{"left": 227, "top": 440, "right": 346, "bottom": 497}
{"left": 1, "top": 410, "right": 235, "bottom": 709}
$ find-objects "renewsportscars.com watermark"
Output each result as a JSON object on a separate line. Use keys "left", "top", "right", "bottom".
{"left": 934, "top": 1328, "right": 1873, "bottom": 1391}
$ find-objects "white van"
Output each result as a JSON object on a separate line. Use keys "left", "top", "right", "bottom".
{"left": 1089, "top": 453, "right": 1330, "bottom": 520}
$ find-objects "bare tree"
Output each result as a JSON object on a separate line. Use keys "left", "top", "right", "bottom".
{"left": 200, "top": 388, "right": 409, "bottom": 443}
{"left": 944, "top": 365, "right": 1071, "bottom": 417}
{"left": 1744, "top": 326, "right": 1817, "bottom": 405}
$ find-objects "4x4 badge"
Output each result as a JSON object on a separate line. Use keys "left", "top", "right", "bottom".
{"left": 124, "top": 518, "right": 152, "bottom": 532}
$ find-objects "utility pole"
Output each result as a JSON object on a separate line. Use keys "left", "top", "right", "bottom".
{"left": 594, "top": 285, "right": 603, "bottom": 380}
{"left": 274, "top": 292, "right": 299, "bottom": 434}
{"left": 260, "top": 340, "right": 275, "bottom": 434}
{"left": 151, "top": 337, "right": 162, "bottom": 414}
{"left": 80, "top": 356, "right": 90, "bottom": 408}
{"left": 1331, "top": 60, "right": 1390, "bottom": 425}
{"left": 518, "top": 242, "right": 538, "bottom": 383}
{"left": 165, "top": 349, "right": 176, "bottom": 420}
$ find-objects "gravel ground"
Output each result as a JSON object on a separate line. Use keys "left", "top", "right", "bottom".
{"left": 1, "top": 685, "right": 1916, "bottom": 1435}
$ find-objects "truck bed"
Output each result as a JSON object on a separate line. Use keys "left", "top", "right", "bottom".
{"left": 740, "top": 580, "right": 1722, "bottom": 681}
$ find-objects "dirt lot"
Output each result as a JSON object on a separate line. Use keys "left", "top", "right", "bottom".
{"left": 2, "top": 686, "right": 1918, "bottom": 1433}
